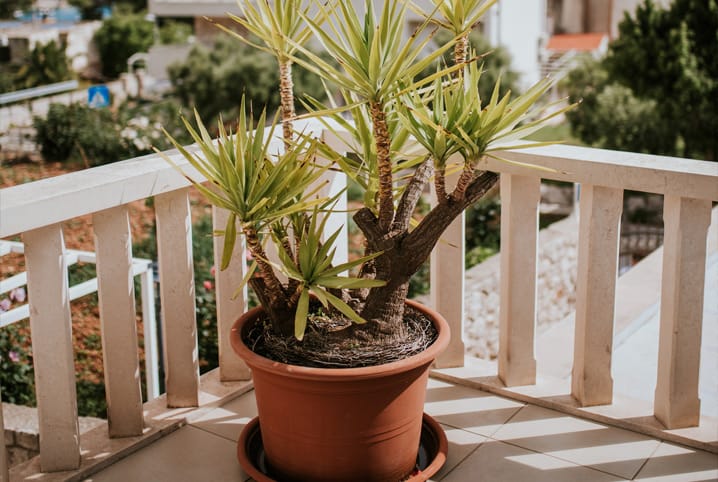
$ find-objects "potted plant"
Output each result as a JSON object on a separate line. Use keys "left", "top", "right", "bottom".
{"left": 159, "top": 0, "right": 569, "bottom": 480}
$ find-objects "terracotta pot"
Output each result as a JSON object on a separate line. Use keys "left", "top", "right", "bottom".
{"left": 230, "top": 299, "right": 450, "bottom": 482}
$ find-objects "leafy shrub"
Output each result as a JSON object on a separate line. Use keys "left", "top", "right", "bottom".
{"left": 0, "top": 0, "right": 31, "bottom": 19}
{"left": 34, "top": 100, "right": 189, "bottom": 166}
{"left": 561, "top": 56, "right": 675, "bottom": 155}
{"left": 34, "top": 103, "right": 126, "bottom": 165}
{"left": 0, "top": 319, "right": 35, "bottom": 406}
{"left": 13, "top": 40, "right": 72, "bottom": 90}
{"left": 466, "top": 196, "right": 501, "bottom": 259}
{"left": 94, "top": 13, "right": 154, "bottom": 78}
{"left": 168, "top": 34, "right": 330, "bottom": 124}
{"left": 159, "top": 20, "right": 192, "bottom": 45}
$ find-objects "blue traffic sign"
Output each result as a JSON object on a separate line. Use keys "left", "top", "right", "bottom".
{"left": 88, "top": 85, "right": 111, "bottom": 108}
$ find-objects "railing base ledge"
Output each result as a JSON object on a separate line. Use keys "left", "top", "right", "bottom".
{"left": 431, "top": 356, "right": 718, "bottom": 455}
{"left": 9, "top": 369, "right": 254, "bottom": 482}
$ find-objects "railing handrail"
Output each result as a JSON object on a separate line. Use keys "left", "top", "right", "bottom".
{"left": 0, "top": 80, "right": 80, "bottom": 106}
{"left": 0, "top": 118, "right": 331, "bottom": 238}
{"left": 3, "top": 131, "right": 717, "bottom": 239}
{"left": 487, "top": 144, "right": 718, "bottom": 200}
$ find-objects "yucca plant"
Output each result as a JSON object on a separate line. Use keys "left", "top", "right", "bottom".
{"left": 412, "top": 0, "right": 498, "bottom": 64}
{"left": 162, "top": 0, "right": 571, "bottom": 350}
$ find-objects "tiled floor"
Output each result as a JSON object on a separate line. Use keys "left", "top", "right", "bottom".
{"left": 84, "top": 378, "right": 718, "bottom": 482}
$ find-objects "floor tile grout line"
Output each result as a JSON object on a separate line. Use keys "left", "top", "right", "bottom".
{"left": 629, "top": 440, "right": 664, "bottom": 480}
{"left": 187, "top": 423, "right": 241, "bottom": 444}
{"left": 436, "top": 436, "right": 489, "bottom": 481}
{"left": 492, "top": 434, "right": 649, "bottom": 481}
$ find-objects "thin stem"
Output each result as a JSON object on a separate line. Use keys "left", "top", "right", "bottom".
{"left": 451, "top": 161, "right": 476, "bottom": 202}
{"left": 279, "top": 59, "right": 295, "bottom": 150}
{"left": 454, "top": 34, "right": 470, "bottom": 68}
{"left": 435, "top": 165, "right": 448, "bottom": 201}
{"left": 242, "top": 224, "right": 287, "bottom": 304}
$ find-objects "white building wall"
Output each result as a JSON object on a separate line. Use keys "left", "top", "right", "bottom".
{"left": 485, "top": 0, "right": 547, "bottom": 90}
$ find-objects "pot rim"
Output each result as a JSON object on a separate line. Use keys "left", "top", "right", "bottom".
{"left": 230, "top": 299, "right": 450, "bottom": 381}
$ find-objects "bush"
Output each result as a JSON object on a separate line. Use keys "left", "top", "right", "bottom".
{"left": 159, "top": 20, "right": 192, "bottom": 45}
{"left": 13, "top": 40, "right": 72, "bottom": 90}
{"left": 34, "top": 100, "right": 189, "bottom": 166}
{"left": 561, "top": 56, "right": 675, "bottom": 155}
{"left": 465, "top": 196, "right": 501, "bottom": 268}
{"left": 35, "top": 103, "right": 126, "bottom": 165}
{"left": 168, "top": 34, "right": 330, "bottom": 125}
{"left": 0, "top": 320, "right": 35, "bottom": 406}
{"left": 94, "top": 13, "right": 154, "bottom": 78}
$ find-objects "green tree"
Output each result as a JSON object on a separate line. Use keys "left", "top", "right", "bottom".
{"left": 14, "top": 40, "right": 72, "bottom": 90}
{"left": 0, "top": 0, "right": 31, "bottom": 19}
{"left": 601, "top": 0, "right": 717, "bottom": 160}
{"left": 168, "top": 34, "right": 329, "bottom": 125}
{"left": 94, "top": 13, "right": 154, "bottom": 78}
{"left": 158, "top": 19, "right": 192, "bottom": 44}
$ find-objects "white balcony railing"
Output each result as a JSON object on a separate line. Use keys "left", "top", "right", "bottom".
{"left": 1, "top": 120, "right": 716, "bottom": 477}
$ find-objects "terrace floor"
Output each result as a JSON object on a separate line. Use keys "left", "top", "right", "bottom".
{"left": 83, "top": 377, "right": 718, "bottom": 482}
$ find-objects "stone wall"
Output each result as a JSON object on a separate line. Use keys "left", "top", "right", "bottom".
{"left": 2, "top": 403, "right": 103, "bottom": 468}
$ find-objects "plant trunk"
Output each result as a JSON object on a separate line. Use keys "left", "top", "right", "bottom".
{"left": 369, "top": 100, "right": 395, "bottom": 231}
{"left": 243, "top": 225, "right": 293, "bottom": 336}
{"left": 279, "top": 59, "right": 295, "bottom": 149}
{"left": 360, "top": 248, "right": 412, "bottom": 337}
{"left": 356, "top": 171, "right": 500, "bottom": 333}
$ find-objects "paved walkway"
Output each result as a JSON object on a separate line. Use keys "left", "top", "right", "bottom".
{"left": 85, "top": 378, "right": 718, "bottom": 481}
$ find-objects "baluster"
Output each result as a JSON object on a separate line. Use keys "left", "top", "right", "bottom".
{"left": 571, "top": 184, "right": 623, "bottom": 406}
{"left": 139, "top": 266, "right": 160, "bottom": 399}
{"left": 212, "top": 206, "right": 251, "bottom": 381}
{"left": 431, "top": 168, "right": 466, "bottom": 368}
{"left": 654, "top": 195, "right": 712, "bottom": 428}
{"left": 155, "top": 189, "right": 200, "bottom": 407}
{"left": 23, "top": 224, "right": 80, "bottom": 471}
{"left": 93, "top": 206, "right": 144, "bottom": 436}
{"left": 498, "top": 174, "right": 540, "bottom": 386}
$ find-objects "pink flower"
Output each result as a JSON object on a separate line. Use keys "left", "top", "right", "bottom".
{"left": 10, "top": 287, "right": 26, "bottom": 303}
{"left": 210, "top": 265, "right": 217, "bottom": 278}
{"left": 8, "top": 351, "right": 20, "bottom": 363}
{"left": 0, "top": 298, "right": 10, "bottom": 312}
{"left": 203, "top": 280, "right": 213, "bottom": 291}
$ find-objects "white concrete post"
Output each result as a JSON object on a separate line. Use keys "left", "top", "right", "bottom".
{"left": 571, "top": 184, "right": 623, "bottom": 406}
{"left": 1, "top": 386, "right": 8, "bottom": 482}
{"left": 498, "top": 174, "right": 541, "bottom": 386}
{"left": 431, "top": 199, "right": 466, "bottom": 368}
{"left": 654, "top": 195, "right": 712, "bottom": 429}
{"left": 212, "top": 206, "right": 251, "bottom": 381}
{"left": 23, "top": 224, "right": 81, "bottom": 472}
{"left": 155, "top": 189, "right": 200, "bottom": 408}
{"left": 139, "top": 268, "right": 160, "bottom": 399}
{"left": 93, "top": 206, "right": 144, "bottom": 437}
